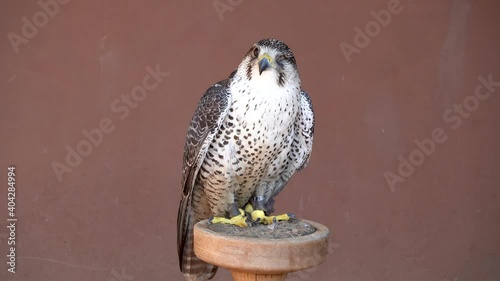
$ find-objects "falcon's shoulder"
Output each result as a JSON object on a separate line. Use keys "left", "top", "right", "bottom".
{"left": 181, "top": 79, "right": 232, "bottom": 196}
{"left": 294, "top": 89, "right": 315, "bottom": 171}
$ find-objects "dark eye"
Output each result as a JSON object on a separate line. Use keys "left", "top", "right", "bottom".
{"left": 253, "top": 46, "right": 259, "bottom": 57}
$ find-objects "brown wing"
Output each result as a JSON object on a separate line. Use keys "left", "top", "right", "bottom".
{"left": 177, "top": 79, "right": 232, "bottom": 273}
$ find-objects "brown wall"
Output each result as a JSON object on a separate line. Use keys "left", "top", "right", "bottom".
{"left": 1, "top": 0, "right": 499, "bottom": 280}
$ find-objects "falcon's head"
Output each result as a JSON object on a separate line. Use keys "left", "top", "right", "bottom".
{"left": 236, "top": 38, "right": 300, "bottom": 88}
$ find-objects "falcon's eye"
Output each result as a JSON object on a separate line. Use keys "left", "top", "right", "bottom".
{"left": 252, "top": 47, "right": 259, "bottom": 57}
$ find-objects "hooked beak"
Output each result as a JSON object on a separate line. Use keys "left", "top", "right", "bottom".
{"left": 258, "top": 53, "right": 272, "bottom": 75}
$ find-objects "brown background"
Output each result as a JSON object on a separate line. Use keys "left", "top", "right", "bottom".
{"left": 1, "top": 0, "right": 500, "bottom": 280}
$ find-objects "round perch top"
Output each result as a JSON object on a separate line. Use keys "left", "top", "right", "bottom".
{"left": 193, "top": 219, "right": 330, "bottom": 274}
{"left": 207, "top": 218, "right": 317, "bottom": 238}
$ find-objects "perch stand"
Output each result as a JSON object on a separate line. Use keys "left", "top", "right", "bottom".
{"left": 194, "top": 219, "right": 330, "bottom": 281}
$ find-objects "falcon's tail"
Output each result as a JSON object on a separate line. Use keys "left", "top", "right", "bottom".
{"left": 177, "top": 193, "right": 218, "bottom": 281}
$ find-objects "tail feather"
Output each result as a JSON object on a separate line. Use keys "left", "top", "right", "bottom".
{"left": 178, "top": 193, "right": 218, "bottom": 281}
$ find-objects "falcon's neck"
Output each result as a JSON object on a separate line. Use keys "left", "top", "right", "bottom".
{"left": 227, "top": 69, "right": 301, "bottom": 129}
{"left": 231, "top": 63, "right": 300, "bottom": 99}
{"left": 230, "top": 74, "right": 300, "bottom": 100}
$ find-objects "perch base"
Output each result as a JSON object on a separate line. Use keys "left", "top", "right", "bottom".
{"left": 194, "top": 218, "right": 330, "bottom": 281}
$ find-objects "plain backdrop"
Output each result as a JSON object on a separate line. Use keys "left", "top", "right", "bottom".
{"left": 1, "top": 0, "right": 499, "bottom": 280}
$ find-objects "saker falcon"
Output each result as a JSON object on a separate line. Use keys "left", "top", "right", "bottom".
{"left": 177, "top": 38, "right": 315, "bottom": 281}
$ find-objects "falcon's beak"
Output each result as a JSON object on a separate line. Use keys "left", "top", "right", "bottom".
{"left": 258, "top": 53, "right": 272, "bottom": 75}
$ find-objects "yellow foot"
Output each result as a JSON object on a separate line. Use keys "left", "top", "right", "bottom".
{"left": 244, "top": 204, "right": 294, "bottom": 225}
{"left": 208, "top": 208, "right": 249, "bottom": 227}
{"left": 244, "top": 203, "right": 255, "bottom": 214}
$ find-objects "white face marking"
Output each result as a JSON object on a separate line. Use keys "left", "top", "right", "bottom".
{"left": 234, "top": 45, "right": 300, "bottom": 89}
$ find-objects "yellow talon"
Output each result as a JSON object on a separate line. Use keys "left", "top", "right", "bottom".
{"left": 251, "top": 209, "right": 293, "bottom": 225}
{"left": 273, "top": 213, "right": 293, "bottom": 221}
{"left": 244, "top": 203, "right": 254, "bottom": 214}
{"left": 209, "top": 208, "right": 249, "bottom": 227}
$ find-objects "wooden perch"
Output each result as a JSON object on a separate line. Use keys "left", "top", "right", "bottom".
{"left": 194, "top": 218, "right": 330, "bottom": 281}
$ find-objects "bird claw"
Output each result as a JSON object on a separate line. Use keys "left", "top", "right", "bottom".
{"left": 209, "top": 209, "right": 249, "bottom": 227}
{"left": 247, "top": 218, "right": 259, "bottom": 227}
{"left": 253, "top": 217, "right": 261, "bottom": 225}
{"left": 209, "top": 205, "right": 294, "bottom": 227}
{"left": 244, "top": 203, "right": 255, "bottom": 214}
{"left": 250, "top": 209, "right": 293, "bottom": 225}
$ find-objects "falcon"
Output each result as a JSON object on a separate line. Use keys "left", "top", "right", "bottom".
{"left": 177, "top": 38, "right": 315, "bottom": 281}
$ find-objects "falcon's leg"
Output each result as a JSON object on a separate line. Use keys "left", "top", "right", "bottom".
{"left": 209, "top": 202, "right": 250, "bottom": 227}
{"left": 246, "top": 196, "right": 294, "bottom": 225}
{"left": 229, "top": 201, "right": 240, "bottom": 217}
{"left": 264, "top": 197, "right": 275, "bottom": 215}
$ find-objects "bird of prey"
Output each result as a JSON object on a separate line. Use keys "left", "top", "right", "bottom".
{"left": 177, "top": 38, "right": 315, "bottom": 281}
